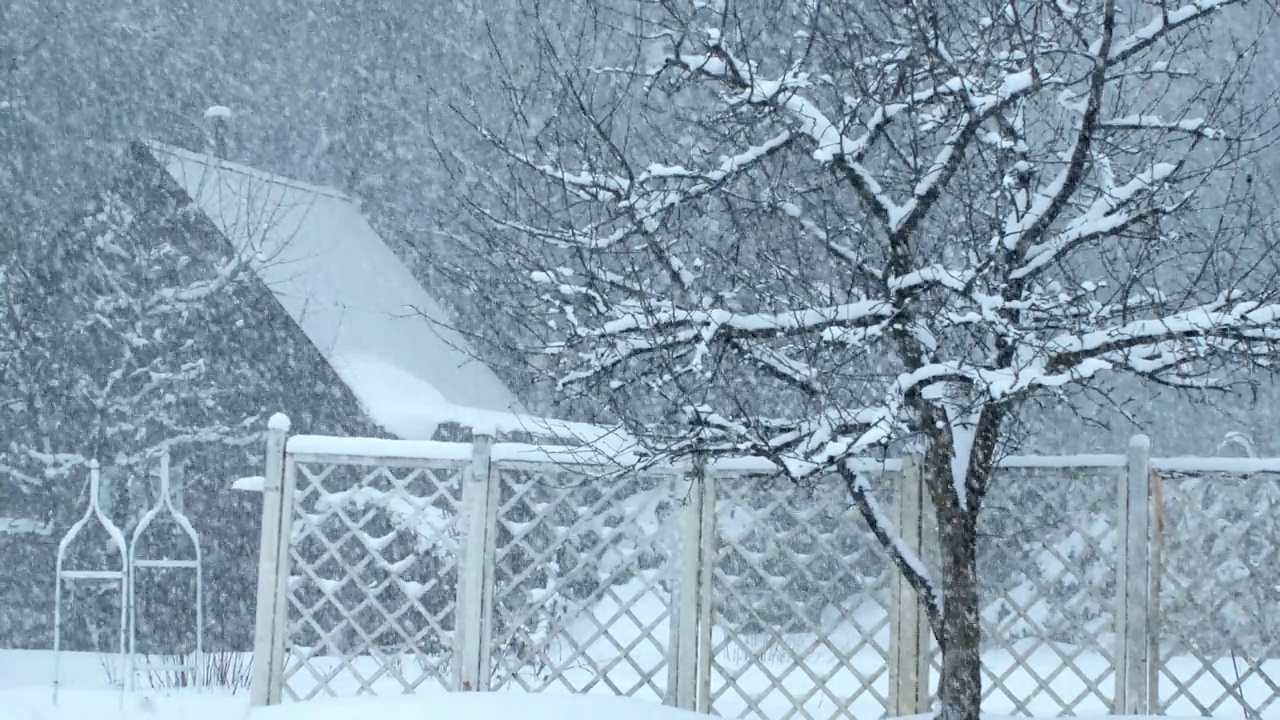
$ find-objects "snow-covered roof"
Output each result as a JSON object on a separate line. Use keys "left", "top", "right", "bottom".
{"left": 142, "top": 141, "right": 523, "bottom": 438}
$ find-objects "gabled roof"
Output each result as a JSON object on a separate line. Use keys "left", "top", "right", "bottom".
{"left": 140, "top": 141, "right": 523, "bottom": 439}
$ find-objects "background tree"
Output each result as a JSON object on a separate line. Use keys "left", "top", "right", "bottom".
{"left": 456, "top": 1, "right": 1280, "bottom": 718}
{"left": 1, "top": 163, "right": 271, "bottom": 650}
{"left": 9, "top": 179, "right": 264, "bottom": 488}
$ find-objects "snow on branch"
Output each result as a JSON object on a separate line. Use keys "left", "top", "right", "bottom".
{"left": 1011, "top": 162, "right": 1183, "bottom": 280}
{"left": 1046, "top": 300, "right": 1280, "bottom": 365}
{"left": 477, "top": 124, "right": 794, "bottom": 250}
{"left": 664, "top": 39, "right": 1049, "bottom": 237}
{"left": 1099, "top": 115, "right": 1230, "bottom": 140}
{"left": 1107, "top": 0, "right": 1244, "bottom": 64}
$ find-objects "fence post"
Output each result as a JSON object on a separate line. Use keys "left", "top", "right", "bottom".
{"left": 889, "top": 455, "right": 931, "bottom": 716}
{"left": 1114, "top": 434, "right": 1152, "bottom": 714}
{"left": 455, "top": 434, "right": 498, "bottom": 691}
{"left": 669, "top": 468, "right": 716, "bottom": 711}
{"left": 250, "top": 413, "right": 291, "bottom": 707}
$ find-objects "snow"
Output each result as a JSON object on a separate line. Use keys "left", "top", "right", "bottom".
{"left": 0, "top": 684, "right": 713, "bottom": 720}
{"left": 1013, "top": 162, "right": 1179, "bottom": 280}
{"left": 597, "top": 301, "right": 894, "bottom": 339}
{"left": 845, "top": 464, "right": 943, "bottom": 620}
{"left": 142, "top": 143, "right": 522, "bottom": 430}
{"left": 1152, "top": 455, "right": 1280, "bottom": 473}
{"left": 0, "top": 516, "right": 54, "bottom": 536}
{"left": 329, "top": 355, "right": 451, "bottom": 440}
{"left": 232, "top": 476, "right": 266, "bottom": 492}
{"left": 277, "top": 430, "right": 1280, "bottom": 481}
{"left": 257, "top": 692, "right": 709, "bottom": 720}
{"left": 947, "top": 413, "right": 976, "bottom": 510}
{"left": 268, "top": 413, "right": 291, "bottom": 432}
{"left": 1109, "top": 0, "right": 1235, "bottom": 61}
{"left": 285, "top": 434, "right": 645, "bottom": 469}
{"left": 1100, "top": 115, "right": 1225, "bottom": 140}
{"left": 311, "top": 354, "right": 634, "bottom": 446}
{"left": 202, "top": 105, "right": 233, "bottom": 120}
{"left": 6, "top": 637, "right": 1280, "bottom": 719}
{"left": 287, "top": 435, "right": 475, "bottom": 462}
{"left": 1045, "top": 300, "right": 1280, "bottom": 357}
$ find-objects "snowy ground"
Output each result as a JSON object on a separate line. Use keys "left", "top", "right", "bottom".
{"left": 8, "top": 640, "right": 1279, "bottom": 720}
{"left": 1, "top": 649, "right": 715, "bottom": 719}
{"left": 278, "top": 584, "right": 1280, "bottom": 720}
{"left": 7, "top": 584, "right": 1278, "bottom": 720}
{"left": 3, "top": 686, "right": 714, "bottom": 720}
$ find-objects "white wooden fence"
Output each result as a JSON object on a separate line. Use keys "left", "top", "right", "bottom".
{"left": 248, "top": 415, "right": 1280, "bottom": 719}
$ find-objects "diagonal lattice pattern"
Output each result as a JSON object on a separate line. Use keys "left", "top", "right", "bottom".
{"left": 281, "top": 460, "right": 467, "bottom": 701}
{"left": 926, "top": 467, "right": 1118, "bottom": 717}
{"left": 259, "top": 438, "right": 1280, "bottom": 720}
{"left": 487, "top": 465, "right": 681, "bottom": 702}
{"left": 1156, "top": 472, "right": 1280, "bottom": 718}
{"left": 709, "top": 473, "right": 897, "bottom": 720}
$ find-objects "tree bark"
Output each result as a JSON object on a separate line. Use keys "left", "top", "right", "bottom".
{"left": 937, "top": 505, "right": 982, "bottom": 720}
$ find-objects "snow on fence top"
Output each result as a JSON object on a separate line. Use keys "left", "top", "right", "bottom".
{"left": 276, "top": 430, "right": 1280, "bottom": 478}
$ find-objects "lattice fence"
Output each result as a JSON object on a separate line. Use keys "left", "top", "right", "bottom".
{"left": 927, "top": 465, "right": 1120, "bottom": 717}
{"left": 280, "top": 456, "right": 467, "bottom": 700}
{"left": 709, "top": 472, "right": 898, "bottom": 720}
{"left": 248, "top": 420, "right": 1280, "bottom": 720}
{"left": 487, "top": 463, "right": 681, "bottom": 700}
{"left": 1155, "top": 468, "right": 1280, "bottom": 718}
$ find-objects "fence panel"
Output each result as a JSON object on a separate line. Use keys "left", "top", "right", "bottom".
{"left": 1156, "top": 469, "right": 1280, "bottom": 717}
{"left": 279, "top": 455, "right": 470, "bottom": 700}
{"left": 486, "top": 462, "right": 684, "bottom": 701}
{"left": 707, "top": 470, "right": 899, "bottom": 720}
{"left": 930, "top": 465, "right": 1120, "bottom": 716}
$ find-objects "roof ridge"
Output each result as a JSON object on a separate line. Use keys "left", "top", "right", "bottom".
{"left": 142, "top": 140, "right": 352, "bottom": 202}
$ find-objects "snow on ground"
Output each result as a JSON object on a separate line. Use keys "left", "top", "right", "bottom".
{"left": 3, "top": 687, "right": 714, "bottom": 720}
{"left": 1, "top": 650, "right": 714, "bottom": 719}
{"left": 0, "top": 645, "right": 1272, "bottom": 720}
{"left": 5, "top": 625, "right": 1279, "bottom": 720}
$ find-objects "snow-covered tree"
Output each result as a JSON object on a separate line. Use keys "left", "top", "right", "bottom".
{"left": 461, "top": 1, "right": 1280, "bottom": 717}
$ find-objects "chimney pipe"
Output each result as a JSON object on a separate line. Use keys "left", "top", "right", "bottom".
{"left": 203, "top": 105, "right": 232, "bottom": 158}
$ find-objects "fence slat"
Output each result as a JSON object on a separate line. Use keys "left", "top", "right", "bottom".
{"left": 889, "top": 454, "right": 931, "bottom": 716}
{"left": 669, "top": 470, "right": 716, "bottom": 711}
{"left": 694, "top": 471, "right": 716, "bottom": 715}
{"left": 250, "top": 413, "right": 291, "bottom": 707}
{"left": 669, "top": 472, "right": 702, "bottom": 709}
{"left": 1115, "top": 434, "right": 1153, "bottom": 714}
{"left": 455, "top": 435, "right": 497, "bottom": 691}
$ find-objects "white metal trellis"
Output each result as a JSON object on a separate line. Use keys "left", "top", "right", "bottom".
{"left": 127, "top": 451, "right": 205, "bottom": 690}
{"left": 53, "top": 460, "right": 129, "bottom": 706}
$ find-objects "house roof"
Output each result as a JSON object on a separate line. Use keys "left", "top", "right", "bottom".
{"left": 141, "top": 141, "right": 524, "bottom": 439}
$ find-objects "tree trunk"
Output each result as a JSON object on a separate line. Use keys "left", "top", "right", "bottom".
{"left": 937, "top": 506, "right": 982, "bottom": 720}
